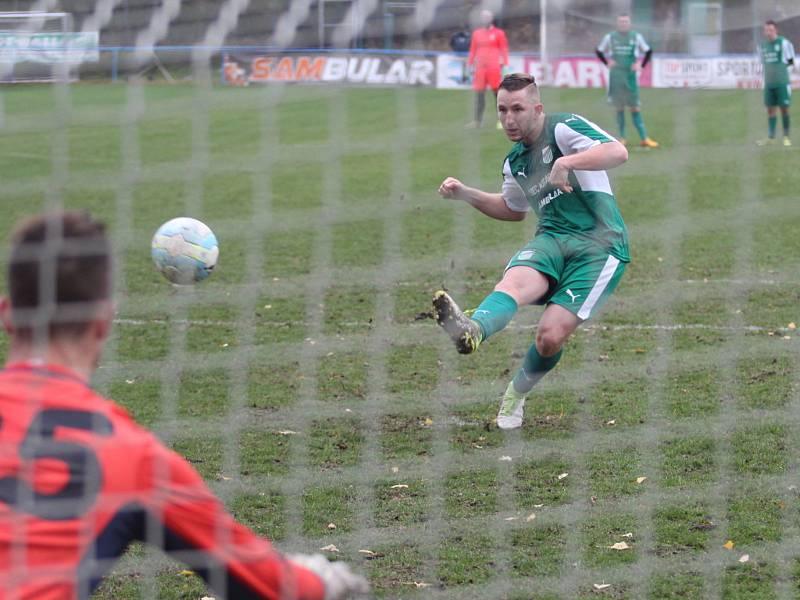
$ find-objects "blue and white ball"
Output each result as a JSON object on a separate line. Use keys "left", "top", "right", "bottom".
{"left": 151, "top": 217, "right": 219, "bottom": 285}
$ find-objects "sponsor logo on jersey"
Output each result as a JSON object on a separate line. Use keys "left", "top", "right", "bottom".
{"left": 516, "top": 167, "right": 527, "bottom": 178}
{"left": 538, "top": 188, "right": 563, "bottom": 210}
{"left": 528, "top": 173, "right": 551, "bottom": 196}
{"left": 542, "top": 146, "right": 553, "bottom": 164}
{"left": 517, "top": 250, "right": 535, "bottom": 260}
{"left": 565, "top": 289, "right": 582, "bottom": 303}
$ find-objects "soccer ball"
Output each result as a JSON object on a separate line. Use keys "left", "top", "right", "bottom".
{"left": 151, "top": 217, "right": 219, "bottom": 285}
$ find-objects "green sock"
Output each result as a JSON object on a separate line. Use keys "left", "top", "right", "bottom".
{"left": 782, "top": 113, "right": 790, "bottom": 136}
{"left": 632, "top": 111, "right": 647, "bottom": 139}
{"left": 512, "top": 344, "right": 563, "bottom": 394}
{"left": 769, "top": 116, "right": 777, "bottom": 138}
{"left": 616, "top": 110, "right": 626, "bottom": 138}
{"left": 470, "top": 291, "right": 518, "bottom": 341}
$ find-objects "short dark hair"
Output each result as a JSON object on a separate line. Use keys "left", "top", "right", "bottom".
{"left": 765, "top": 19, "right": 777, "bottom": 27}
{"left": 499, "top": 73, "right": 538, "bottom": 93}
{"left": 8, "top": 211, "right": 111, "bottom": 339}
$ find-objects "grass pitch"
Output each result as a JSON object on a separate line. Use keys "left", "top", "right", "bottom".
{"left": 0, "top": 81, "right": 798, "bottom": 599}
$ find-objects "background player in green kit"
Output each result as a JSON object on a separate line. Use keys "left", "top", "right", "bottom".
{"left": 433, "top": 73, "right": 629, "bottom": 430}
{"left": 757, "top": 19, "right": 796, "bottom": 147}
{"left": 596, "top": 14, "right": 659, "bottom": 148}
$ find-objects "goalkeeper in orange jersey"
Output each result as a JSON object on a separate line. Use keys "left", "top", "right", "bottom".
{"left": 465, "top": 9, "right": 509, "bottom": 129}
{"left": 0, "top": 211, "right": 369, "bottom": 599}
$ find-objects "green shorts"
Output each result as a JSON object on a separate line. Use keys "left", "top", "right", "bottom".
{"left": 608, "top": 70, "right": 640, "bottom": 109}
{"left": 505, "top": 233, "right": 627, "bottom": 321}
{"left": 764, "top": 84, "right": 791, "bottom": 107}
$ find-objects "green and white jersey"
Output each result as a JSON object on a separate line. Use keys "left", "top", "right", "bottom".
{"left": 760, "top": 35, "right": 795, "bottom": 87}
{"left": 501, "top": 113, "right": 629, "bottom": 262}
{"left": 597, "top": 30, "right": 650, "bottom": 72}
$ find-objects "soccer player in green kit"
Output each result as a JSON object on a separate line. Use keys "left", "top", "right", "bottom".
{"left": 596, "top": 14, "right": 659, "bottom": 148}
{"left": 433, "top": 73, "right": 629, "bottom": 430}
{"left": 757, "top": 19, "right": 796, "bottom": 146}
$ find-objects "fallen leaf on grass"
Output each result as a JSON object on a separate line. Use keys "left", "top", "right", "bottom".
{"left": 327, "top": 523, "right": 337, "bottom": 530}
{"left": 526, "top": 513, "right": 536, "bottom": 522}
{"left": 593, "top": 583, "right": 611, "bottom": 590}
{"left": 504, "top": 517, "right": 517, "bottom": 521}
{"left": 607, "top": 542, "right": 629, "bottom": 550}
{"left": 534, "top": 503, "right": 544, "bottom": 508}
{"left": 320, "top": 544, "right": 339, "bottom": 552}
{"left": 635, "top": 476, "right": 647, "bottom": 484}
{"left": 723, "top": 540, "right": 735, "bottom": 550}
{"left": 557, "top": 473, "right": 569, "bottom": 480}
{"left": 621, "top": 532, "right": 633, "bottom": 538}
{"left": 789, "top": 322, "right": 797, "bottom": 331}
{"left": 499, "top": 456, "right": 513, "bottom": 462}
{"left": 358, "top": 549, "right": 377, "bottom": 557}
{"left": 406, "top": 582, "right": 431, "bottom": 589}
{"left": 179, "top": 570, "right": 195, "bottom": 576}
{"left": 277, "top": 430, "right": 298, "bottom": 435}
{"left": 739, "top": 554, "right": 750, "bottom": 563}
{"left": 390, "top": 484, "right": 409, "bottom": 489}
{"left": 606, "top": 419, "right": 616, "bottom": 426}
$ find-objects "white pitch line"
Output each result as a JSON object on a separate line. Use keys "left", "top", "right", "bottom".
{"left": 112, "top": 318, "right": 793, "bottom": 334}
{"left": 680, "top": 278, "right": 783, "bottom": 285}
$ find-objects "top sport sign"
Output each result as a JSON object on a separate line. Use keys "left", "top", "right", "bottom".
{"left": 223, "top": 53, "right": 435, "bottom": 87}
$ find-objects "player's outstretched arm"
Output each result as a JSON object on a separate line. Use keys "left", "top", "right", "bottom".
{"left": 439, "top": 176, "right": 527, "bottom": 221}
{"left": 141, "top": 442, "right": 369, "bottom": 600}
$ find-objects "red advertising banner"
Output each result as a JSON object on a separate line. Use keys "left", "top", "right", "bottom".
{"left": 522, "top": 56, "right": 653, "bottom": 88}
{"left": 223, "top": 53, "right": 436, "bottom": 87}
{"left": 436, "top": 54, "right": 652, "bottom": 89}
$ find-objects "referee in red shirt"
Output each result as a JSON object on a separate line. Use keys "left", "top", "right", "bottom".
{"left": 0, "top": 211, "right": 369, "bottom": 599}
{"left": 465, "top": 9, "right": 509, "bottom": 129}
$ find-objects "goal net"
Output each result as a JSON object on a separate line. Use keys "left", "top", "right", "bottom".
{"left": 0, "top": 0, "right": 798, "bottom": 599}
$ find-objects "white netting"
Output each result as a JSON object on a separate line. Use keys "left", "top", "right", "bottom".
{"left": 0, "top": 0, "right": 798, "bottom": 599}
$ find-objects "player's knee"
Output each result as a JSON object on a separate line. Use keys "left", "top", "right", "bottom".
{"left": 536, "top": 326, "right": 565, "bottom": 356}
{"left": 495, "top": 279, "right": 524, "bottom": 301}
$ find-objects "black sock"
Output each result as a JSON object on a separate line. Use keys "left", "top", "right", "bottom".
{"left": 475, "top": 92, "right": 485, "bottom": 123}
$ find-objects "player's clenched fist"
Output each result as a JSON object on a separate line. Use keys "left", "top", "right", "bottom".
{"left": 290, "top": 554, "right": 370, "bottom": 599}
{"left": 439, "top": 176, "right": 468, "bottom": 200}
{"left": 548, "top": 158, "right": 573, "bottom": 193}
